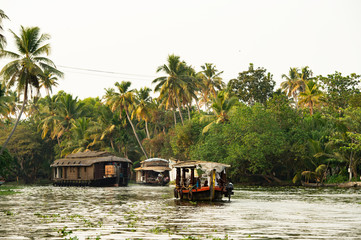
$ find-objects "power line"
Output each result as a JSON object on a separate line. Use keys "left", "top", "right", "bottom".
{"left": 63, "top": 69, "right": 154, "bottom": 82}
{"left": 58, "top": 65, "right": 158, "bottom": 78}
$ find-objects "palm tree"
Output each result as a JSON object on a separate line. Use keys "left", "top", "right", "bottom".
{"left": 153, "top": 54, "right": 189, "bottom": 126}
{"left": 134, "top": 87, "right": 152, "bottom": 139}
{"left": 0, "top": 83, "right": 9, "bottom": 120}
{"left": 61, "top": 117, "right": 91, "bottom": 156}
{"left": 105, "top": 81, "right": 148, "bottom": 159}
{"left": 182, "top": 66, "right": 201, "bottom": 118}
{"left": 39, "top": 93, "right": 83, "bottom": 146}
{"left": 202, "top": 90, "right": 238, "bottom": 133}
{"left": 39, "top": 68, "right": 63, "bottom": 96}
{"left": 281, "top": 67, "right": 314, "bottom": 106}
{"left": 88, "top": 105, "right": 117, "bottom": 151}
{"left": 281, "top": 67, "right": 299, "bottom": 101}
{"left": 0, "top": 9, "right": 9, "bottom": 49}
{"left": 198, "top": 63, "right": 224, "bottom": 108}
{"left": 298, "top": 80, "right": 324, "bottom": 115}
{"left": 0, "top": 26, "right": 63, "bottom": 155}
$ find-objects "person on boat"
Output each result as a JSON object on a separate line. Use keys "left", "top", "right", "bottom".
{"left": 163, "top": 176, "right": 169, "bottom": 184}
{"left": 157, "top": 172, "right": 164, "bottom": 183}
{"left": 203, "top": 180, "right": 208, "bottom": 187}
{"left": 196, "top": 178, "right": 201, "bottom": 188}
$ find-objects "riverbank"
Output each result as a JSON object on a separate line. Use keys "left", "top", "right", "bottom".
{"left": 301, "top": 181, "right": 361, "bottom": 188}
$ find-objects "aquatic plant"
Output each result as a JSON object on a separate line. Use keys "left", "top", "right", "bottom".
{"left": 57, "top": 226, "right": 72, "bottom": 237}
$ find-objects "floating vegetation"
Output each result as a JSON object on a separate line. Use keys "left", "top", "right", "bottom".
{"left": 57, "top": 226, "right": 73, "bottom": 237}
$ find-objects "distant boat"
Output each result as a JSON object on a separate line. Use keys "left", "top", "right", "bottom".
{"left": 134, "top": 158, "right": 171, "bottom": 185}
{"left": 0, "top": 176, "right": 5, "bottom": 186}
{"left": 50, "top": 151, "right": 132, "bottom": 187}
{"left": 173, "top": 160, "right": 234, "bottom": 201}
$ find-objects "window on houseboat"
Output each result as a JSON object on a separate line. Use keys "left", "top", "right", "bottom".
{"left": 77, "top": 167, "right": 81, "bottom": 179}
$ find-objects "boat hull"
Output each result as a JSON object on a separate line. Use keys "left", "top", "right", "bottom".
{"left": 53, "top": 177, "right": 129, "bottom": 187}
{"left": 175, "top": 186, "right": 226, "bottom": 201}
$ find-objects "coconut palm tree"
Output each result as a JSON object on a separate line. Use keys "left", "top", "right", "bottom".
{"left": 281, "top": 66, "right": 314, "bottom": 107}
{"left": 153, "top": 54, "right": 189, "bottom": 126}
{"left": 298, "top": 80, "right": 324, "bottom": 115}
{"left": 134, "top": 87, "right": 152, "bottom": 139}
{"left": 182, "top": 66, "right": 201, "bottom": 117}
{"left": 202, "top": 90, "right": 238, "bottom": 133}
{"left": 88, "top": 105, "right": 117, "bottom": 152}
{"left": 0, "top": 83, "right": 9, "bottom": 120}
{"left": 61, "top": 117, "right": 91, "bottom": 156}
{"left": 198, "top": 63, "right": 224, "bottom": 108}
{"left": 105, "top": 81, "right": 148, "bottom": 159}
{"left": 0, "top": 26, "right": 63, "bottom": 155}
{"left": 39, "top": 93, "right": 83, "bottom": 148}
{"left": 281, "top": 67, "right": 299, "bottom": 101}
{"left": 0, "top": 9, "right": 9, "bottom": 49}
{"left": 39, "top": 68, "right": 63, "bottom": 96}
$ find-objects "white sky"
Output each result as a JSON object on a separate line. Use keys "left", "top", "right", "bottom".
{"left": 1, "top": 0, "right": 361, "bottom": 100}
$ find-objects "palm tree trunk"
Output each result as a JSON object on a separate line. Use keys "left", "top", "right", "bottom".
{"left": 110, "top": 138, "right": 115, "bottom": 151}
{"left": 175, "top": 95, "right": 184, "bottom": 125}
{"left": 173, "top": 110, "right": 177, "bottom": 127}
{"left": 0, "top": 86, "right": 28, "bottom": 155}
{"left": 125, "top": 110, "right": 148, "bottom": 159}
{"left": 195, "top": 99, "right": 201, "bottom": 113}
{"left": 145, "top": 120, "right": 150, "bottom": 139}
{"left": 187, "top": 105, "right": 191, "bottom": 121}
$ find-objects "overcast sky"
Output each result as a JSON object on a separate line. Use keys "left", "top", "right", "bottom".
{"left": 1, "top": 0, "right": 360, "bottom": 99}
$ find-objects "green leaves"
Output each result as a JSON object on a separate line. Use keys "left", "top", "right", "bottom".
{"left": 228, "top": 63, "right": 275, "bottom": 106}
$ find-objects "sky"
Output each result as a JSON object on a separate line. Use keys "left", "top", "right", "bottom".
{"left": 1, "top": 0, "right": 361, "bottom": 100}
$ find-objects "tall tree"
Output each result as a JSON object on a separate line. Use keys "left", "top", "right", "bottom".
{"left": 39, "top": 93, "right": 83, "bottom": 149}
{"left": 202, "top": 90, "right": 238, "bottom": 133}
{"left": 134, "top": 87, "right": 152, "bottom": 139}
{"left": 0, "top": 9, "right": 9, "bottom": 49}
{"left": 105, "top": 81, "right": 148, "bottom": 159}
{"left": 0, "top": 26, "right": 63, "bottom": 155}
{"left": 281, "top": 67, "right": 300, "bottom": 103}
{"left": 198, "top": 63, "right": 224, "bottom": 109}
{"left": 298, "top": 80, "right": 324, "bottom": 115}
{"left": 153, "top": 54, "right": 189, "bottom": 125}
{"left": 0, "top": 83, "right": 9, "bottom": 119}
{"left": 228, "top": 63, "right": 275, "bottom": 106}
{"left": 39, "top": 68, "right": 63, "bottom": 96}
{"left": 318, "top": 72, "right": 361, "bottom": 111}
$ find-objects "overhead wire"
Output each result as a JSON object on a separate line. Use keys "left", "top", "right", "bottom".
{"left": 58, "top": 65, "right": 159, "bottom": 79}
{"left": 62, "top": 69, "right": 155, "bottom": 82}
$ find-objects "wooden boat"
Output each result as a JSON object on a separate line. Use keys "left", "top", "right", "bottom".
{"left": 0, "top": 176, "right": 5, "bottom": 186}
{"left": 134, "top": 158, "right": 171, "bottom": 185}
{"left": 173, "top": 160, "right": 234, "bottom": 201}
{"left": 50, "top": 151, "right": 132, "bottom": 187}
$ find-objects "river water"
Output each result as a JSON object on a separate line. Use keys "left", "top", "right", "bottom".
{"left": 0, "top": 185, "right": 361, "bottom": 240}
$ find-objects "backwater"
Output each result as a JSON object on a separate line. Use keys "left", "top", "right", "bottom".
{"left": 0, "top": 184, "right": 361, "bottom": 239}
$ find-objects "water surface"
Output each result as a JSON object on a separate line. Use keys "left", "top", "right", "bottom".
{"left": 1, "top": 185, "right": 361, "bottom": 239}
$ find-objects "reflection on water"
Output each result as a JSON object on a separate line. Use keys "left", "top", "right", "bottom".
{"left": 1, "top": 184, "right": 361, "bottom": 239}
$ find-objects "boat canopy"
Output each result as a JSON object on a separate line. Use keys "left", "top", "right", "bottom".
{"left": 174, "top": 160, "right": 230, "bottom": 174}
{"left": 143, "top": 158, "right": 169, "bottom": 163}
{"left": 134, "top": 166, "right": 171, "bottom": 173}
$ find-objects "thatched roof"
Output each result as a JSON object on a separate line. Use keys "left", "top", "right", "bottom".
{"left": 50, "top": 151, "right": 132, "bottom": 167}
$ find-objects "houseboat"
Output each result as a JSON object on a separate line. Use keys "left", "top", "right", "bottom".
{"left": 50, "top": 151, "right": 132, "bottom": 187}
{"left": 173, "top": 160, "right": 234, "bottom": 201}
{"left": 134, "top": 158, "right": 171, "bottom": 185}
